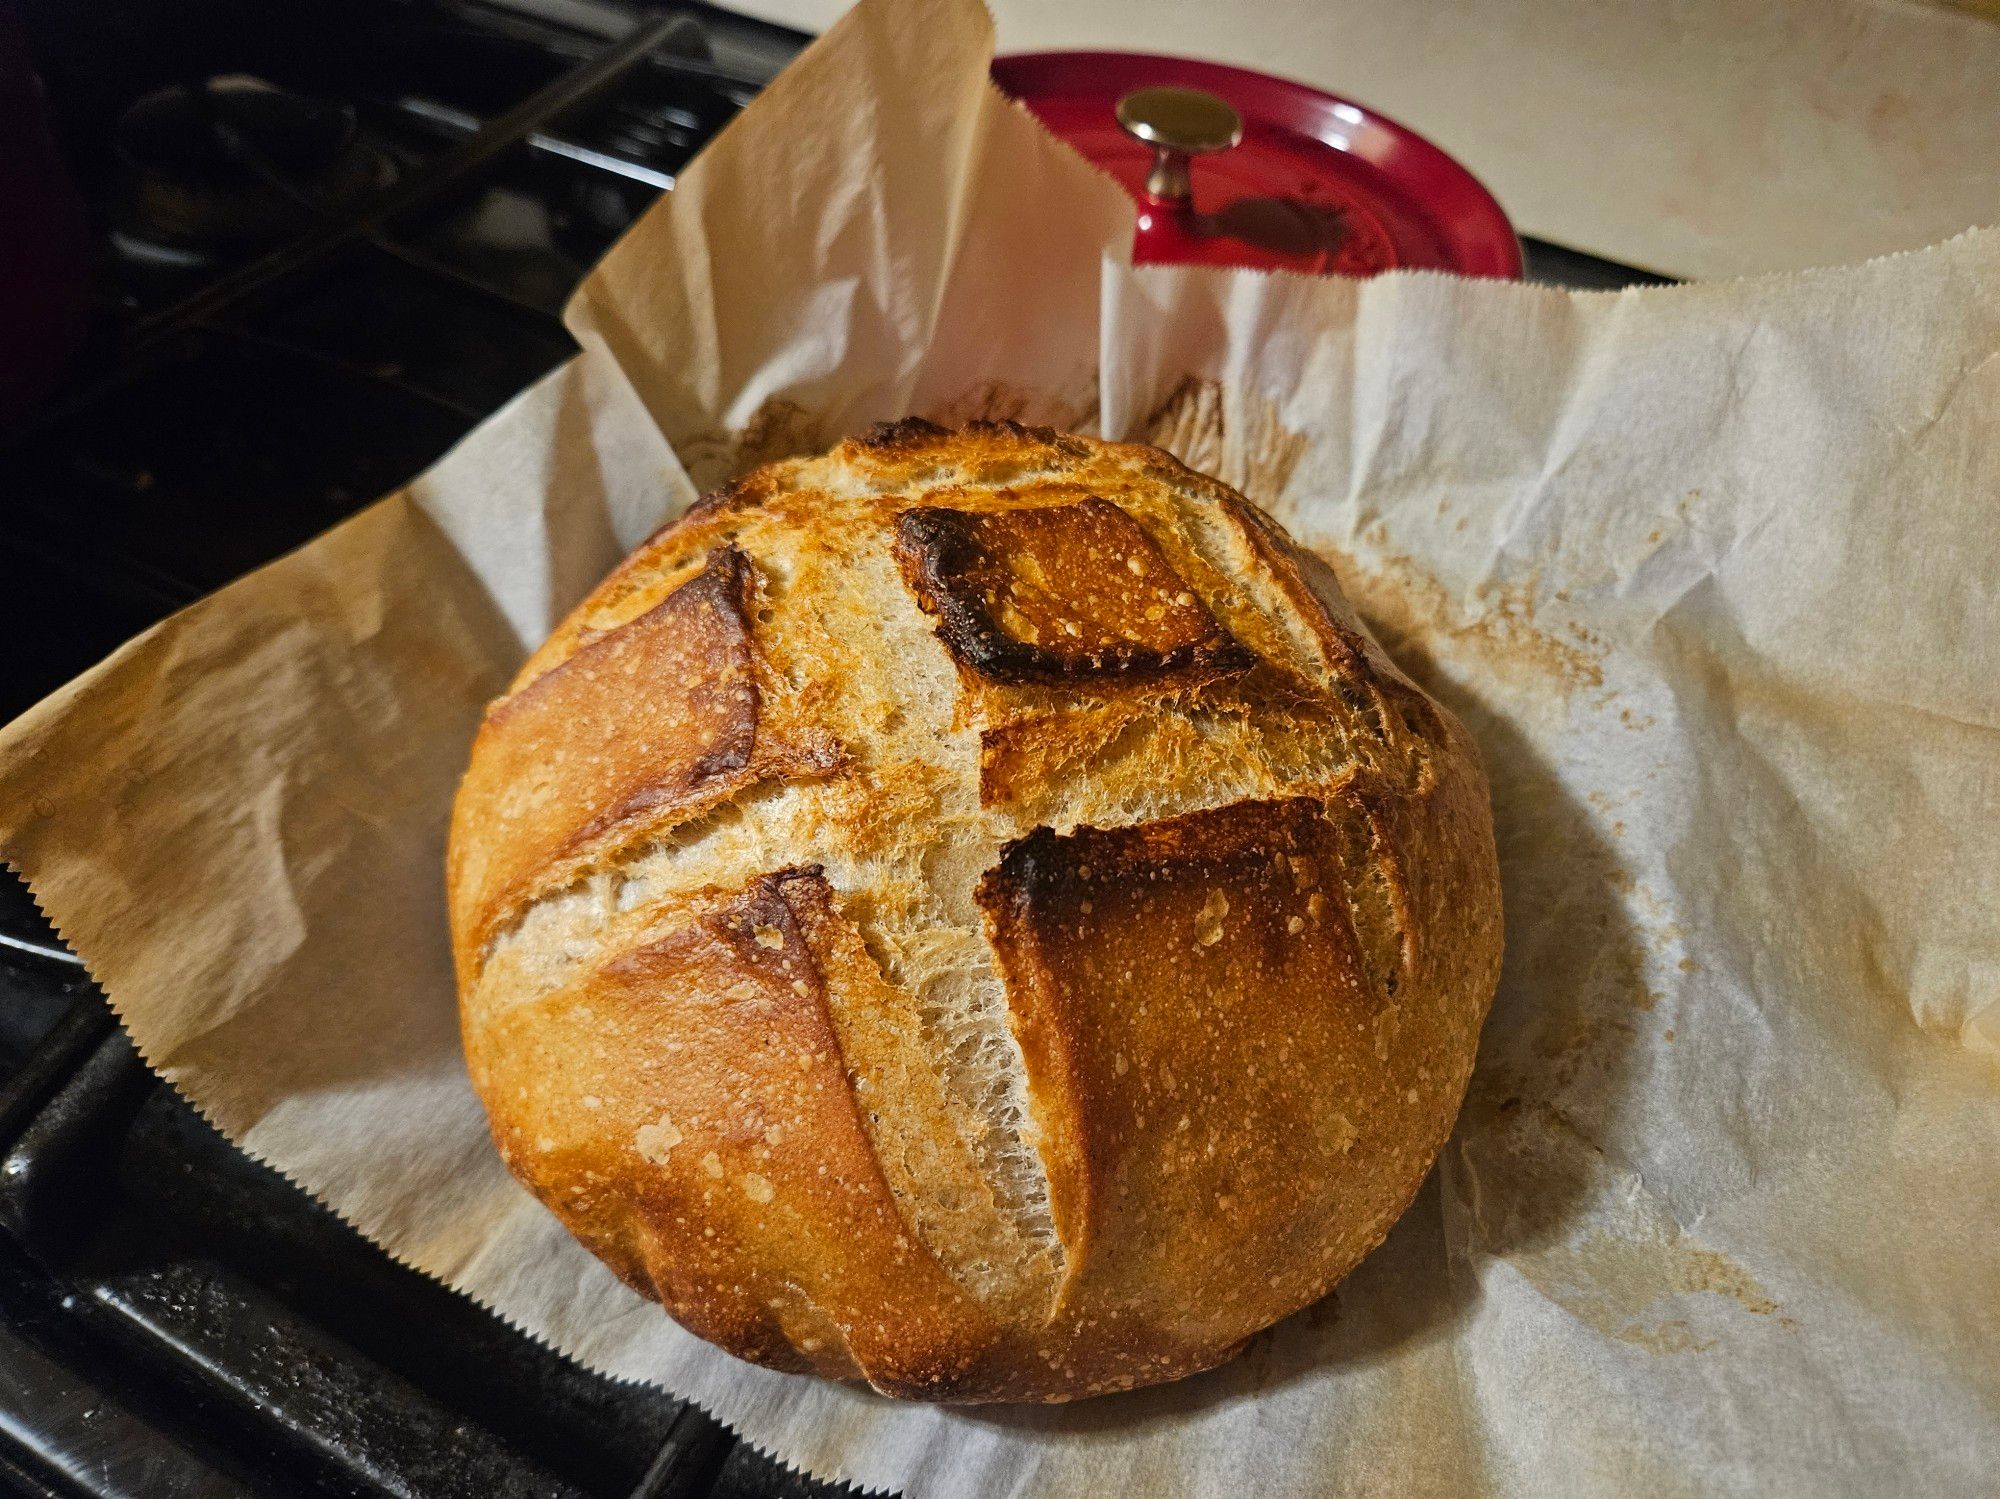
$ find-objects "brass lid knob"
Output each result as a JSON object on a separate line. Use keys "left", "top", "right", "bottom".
{"left": 1115, "top": 86, "right": 1243, "bottom": 204}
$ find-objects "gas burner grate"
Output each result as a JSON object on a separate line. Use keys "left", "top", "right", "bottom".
{"left": 0, "top": 991, "right": 760, "bottom": 1497}
{"left": 0, "top": 972, "right": 860, "bottom": 1492}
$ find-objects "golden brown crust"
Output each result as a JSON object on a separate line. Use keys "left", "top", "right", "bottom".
{"left": 975, "top": 795, "right": 1428, "bottom": 1383}
{"left": 466, "top": 868, "right": 1006, "bottom": 1396}
{"left": 449, "top": 421, "right": 1502, "bottom": 1402}
{"left": 448, "top": 547, "right": 839, "bottom": 969}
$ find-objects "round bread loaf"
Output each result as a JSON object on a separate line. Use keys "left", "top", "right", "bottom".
{"left": 448, "top": 420, "right": 1501, "bottom": 1402}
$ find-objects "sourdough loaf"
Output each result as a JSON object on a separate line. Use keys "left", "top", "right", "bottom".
{"left": 448, "top": 420, "right": 1502, "bottom": 1402}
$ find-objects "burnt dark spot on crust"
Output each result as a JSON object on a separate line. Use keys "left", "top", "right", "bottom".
{"left": 982, "top": 796, "right": 1333, "bottom": 925}
{"left": 893, "top": 498, "right": 1254, "bottom": 687}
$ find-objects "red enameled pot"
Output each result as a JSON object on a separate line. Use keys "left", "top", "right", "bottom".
{"left": 992, "top": 51, "right": 1522, "bottom": 279}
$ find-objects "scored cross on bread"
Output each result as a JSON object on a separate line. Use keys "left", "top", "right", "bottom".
{"left": 448, "top": 419, "right": 1501, "bottom": 1402}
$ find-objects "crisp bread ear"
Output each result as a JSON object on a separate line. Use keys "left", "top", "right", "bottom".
{"left": 975, "top": 794, "right": 1410, "bottom": 1315}
{"left": 465, "top": 867, "right": 1006, "bottom": 1398}
{"left": 451, "top": 545, "right": 839, "bottom": 969}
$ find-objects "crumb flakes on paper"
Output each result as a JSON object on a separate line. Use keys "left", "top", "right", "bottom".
{"left": 1333, "top": 546, "right": 1607, "bottom": 697}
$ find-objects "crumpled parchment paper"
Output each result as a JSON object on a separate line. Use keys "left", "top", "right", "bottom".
{"left": 1, "top": 0, "right": 1994, "bottom": 1493}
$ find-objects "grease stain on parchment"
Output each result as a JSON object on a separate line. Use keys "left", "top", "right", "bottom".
{"left": 925, "top": 379, "right": 1098, "bottom": 434}
{"left": 1142, "top": 376, "right": 1310, "bottom": 507}
{"left": 1466, "top": 1100, "right": 1789, "bottom": 1354}
{"left": 1518, "top": 1226, "right": 1784, "bottom": 1354}
{"left": 678, "top": 384, "right": 1100, "bottom": 492}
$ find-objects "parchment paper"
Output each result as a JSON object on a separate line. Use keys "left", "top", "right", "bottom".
{"left": 2, "top": 0, "right": 1996, "bottom": 1493}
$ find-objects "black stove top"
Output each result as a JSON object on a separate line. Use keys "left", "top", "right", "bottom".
{"left": 0, "top": 0, "right": 803, "bottom": 718}
{"left": 0, "top": 3, "right": 1661, "bottom": 1493}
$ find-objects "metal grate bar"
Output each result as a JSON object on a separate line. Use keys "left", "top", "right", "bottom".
{"left": 126, "top": 9, "right": 707, "bottom": 347}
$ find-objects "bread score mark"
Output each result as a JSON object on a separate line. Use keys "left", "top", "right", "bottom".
{"left": 974, "top": 794, "right": 1414, "bottom": 1326}
{"left": 893, "top": 496, "right": 1254, "bottom": 687}
{"left": 450, "top": 421, "right": 1502, "bottom": 1400}
{"left": 451, "top": 545, "right": 840, "bottom": 966}
{"left": 469, "top": 865, "right": 1004, "bottom": 1394}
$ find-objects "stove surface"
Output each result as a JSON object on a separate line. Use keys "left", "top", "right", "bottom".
{"left": 0, "top": 4, "right": 1661, "bottom": 1494}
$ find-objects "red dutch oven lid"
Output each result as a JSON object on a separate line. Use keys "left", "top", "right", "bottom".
{"left": 992, "top": 52, "right": 1522, "bottom": 279}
